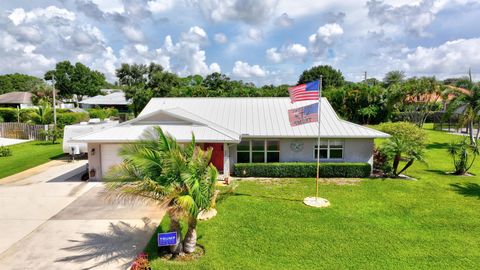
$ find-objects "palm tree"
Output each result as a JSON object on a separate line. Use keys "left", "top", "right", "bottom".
{"left": 448, "top": 138, "right": 479, "bottom": 175}
{"left": 29, "top": 102, "right": 53, "bottom": 125}
{"left": 447, "top": 85, "right": 480, "bottom": 145}
{"left": 105, "top": 127, "right": 217, "bottom": 254}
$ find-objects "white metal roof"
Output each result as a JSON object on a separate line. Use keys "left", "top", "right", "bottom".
{"left": 72, "top": 107, "right": 241, "bottom": 143}
{"left": 72, "top": 124, "right": 240, "bottom": 143}
{"left": 79, "top": 92, "right": 131, "bottom": 105}
{"left": 139, "top": 97, "right": 390, "bottom": 138}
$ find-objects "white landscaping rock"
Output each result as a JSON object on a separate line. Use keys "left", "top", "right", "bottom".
{"left": 197, "top": 208, "right": 217, "bottom": 220}
{"left": 303, "top": 197, "right": 331, "bottom": 208}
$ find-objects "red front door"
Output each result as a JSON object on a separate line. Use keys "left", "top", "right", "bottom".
{"left": 203, "top": 143, "right": 224, "bottom": 172}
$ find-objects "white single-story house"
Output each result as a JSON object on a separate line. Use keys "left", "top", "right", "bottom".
{"left": 0, "top": 91, "right": 34, "bottom": 108}
{"left": 79, "top": 91, "right": 131, "bottom": 111}
{"left": 72, "top": 97, "right": 389, "bottom": 180}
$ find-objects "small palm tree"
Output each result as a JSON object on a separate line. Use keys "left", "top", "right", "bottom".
{"left": 448, "top": 138, "right": 479, "bottom": 175}
{"left": 105, "top": 127, "right": 217, "bottom": 254}
{"left": 29, "top": 102, "right": 53, "bottom": 125}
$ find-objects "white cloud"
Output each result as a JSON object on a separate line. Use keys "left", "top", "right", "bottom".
{"left": 181, "top": 26, "right": 208, "bottom": 44}
{"left": 404, "top": 38, "right": 480, "bottom": 76}
{"left": 199, "top": 0, "right": 278, "bottom": 25}
{"left": 91, "top": 0, "right": 124, "bottom": 13}
{"left": 274, "top": 13, "right": 294, "bottom": 27}
{"left": 309, "top": 23, "right": 343, "bottom": 57}
{"left": 365, "top": 0, "right": 450, "bottom": 37}
{"left": 8, "top": 6, "right": 76, "bottom": 26}
{"left": 247, "top": 28, "right": 263, "bottom": 41}
{"left": 232, "top": 61, "right": 266, "bottom": 78}
{"left": 147, "top": 0, "right": 174, "bottom": 13}
{"left": 266, "top": 43, "right": 308, "bottom": 63}
{"left": 214, "top": 33, "right": 228, "bottom": 44}
{"left": 121, "top": 25, "right": 145, "bottom": 42}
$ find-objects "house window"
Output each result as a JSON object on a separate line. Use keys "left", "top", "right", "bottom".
{"left": 236, "top": 140, "right": 281, "bottom": 163}
{"left": 251, "top": 140, "right": 265, "bottom": 162}
{"left": 314, "top": 139, "right": 344, "bottom": 159}
{"left": 237, "top": 141, "right": 250, "bottom": 163}
{"left": 266, "top": 140, "right": 280, "bottom": 162}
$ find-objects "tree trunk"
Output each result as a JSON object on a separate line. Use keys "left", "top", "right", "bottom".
{"left": 168, "top": 209, "right": 183, "bottom": 255}
{"left": 392, "top": 154, "right": 401, "bottom": 176}
{"left": 476, "top": 120, "right": 480, "bottom": 142}
{"left": 469, "top": 120, "right": 476, "bottom": 146}
{"left": 396, "top": 159, "right": 414, "bottom": 176}
{"left": 183, "top": 217, "right": 197, "bottom": 253}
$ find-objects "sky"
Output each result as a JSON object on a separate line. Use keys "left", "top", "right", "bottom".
{"left": 0, "top": 0, "right": 479, "bottom": 85}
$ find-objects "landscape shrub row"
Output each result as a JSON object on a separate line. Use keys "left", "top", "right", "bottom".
{"left": 233, "top": 162, "right": 372, "bottom": 178}
{"left": 87, "top": 107, "right": 119, "bottom": 120}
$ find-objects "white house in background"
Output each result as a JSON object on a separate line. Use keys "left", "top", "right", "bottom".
{"left": 79, "top": 91, "right": 131, "bottom": 111}
{"left": 72, "top": 97, "right": 389, "bottom": 180}
{"left": 0, "top": 92, "right": 34, "bottom": 108}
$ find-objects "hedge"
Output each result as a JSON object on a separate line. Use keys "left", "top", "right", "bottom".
{"left": 0, "top": 108, "right": 18, "bottom": 122}
{"left": 57, "top": 112, "right": 89, "bottom": 127}
{"left": 233, "top": 162, "right": 372, "bottom": 178}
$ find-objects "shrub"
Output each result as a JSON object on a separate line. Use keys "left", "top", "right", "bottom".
{"left": 233, "top": 162, "right": 371, "bottom": 178}
{"left": 0, "top": 108, "right": 17, "bottom": 122}
{"left": 87, "top": 107, "right": 118, "bottom": 120}
{"left": 0, "top": 146, "right": 12, "bottom": 157}
{"left": 57, "top": 112, "right": 89, "bottom": 127}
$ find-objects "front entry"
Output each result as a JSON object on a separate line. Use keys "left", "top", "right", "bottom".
{"left": 203, "top": 143, "right": 224, "bottom": 173}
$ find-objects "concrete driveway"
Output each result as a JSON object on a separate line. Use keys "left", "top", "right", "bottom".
{"left": 0, "top": 138, "right": 30, "bottom": 146}
{"left": 0, "top": 160, "right": 164, "bottom": 270}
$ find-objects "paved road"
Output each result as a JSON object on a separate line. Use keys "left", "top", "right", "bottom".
{"left": 0, "top": 160, "right": 164, "bottom": 270}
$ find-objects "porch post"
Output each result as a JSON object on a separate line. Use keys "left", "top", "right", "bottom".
{"left": 223, "top": 143, "right": 230, "bottom": 179}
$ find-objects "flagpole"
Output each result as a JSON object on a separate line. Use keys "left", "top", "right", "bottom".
{"left": 315, "top": 76, "right": 322, "bottom": 198}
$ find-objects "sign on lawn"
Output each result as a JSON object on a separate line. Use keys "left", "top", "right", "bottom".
{"left": 157, "top": 232, "right": 177, "bottom": 247}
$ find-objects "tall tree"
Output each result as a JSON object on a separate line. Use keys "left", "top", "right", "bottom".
{"left": 44, "top": 61, "right": 106, "bottom": 100}
{"left": 0, "top": 73, "right": 43, "bottom": 94}
{"left": 298, "top": 65, "right": 345, "bottom": 89}
{"left": 116, "top": 63, "right": 178, "bottom": 115}
{"left": 383, "top": 70, "right": 406, "bottom": 87}
{"left": 447, "top": 84, "right": 480, "bottom": 145}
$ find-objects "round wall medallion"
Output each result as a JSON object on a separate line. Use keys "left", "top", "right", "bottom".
{"left": 290, "top": 141, "right": 304, "bottom": 152}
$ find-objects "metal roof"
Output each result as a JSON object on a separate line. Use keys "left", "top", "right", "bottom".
{"left": 139, "top": 97, "right": 390, "bottom": 138}
{"left": 0, "top": 92, "right": 33, "bottom": 104}
{"left": 79, "top": 92, "right": 131, "bottom": 105}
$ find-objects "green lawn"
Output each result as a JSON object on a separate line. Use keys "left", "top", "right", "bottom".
{"left": 146, "top": 126, "right": 480, "bottom": 269}
{"left": 0, "top": 140, "right": 64, "bottom": 179}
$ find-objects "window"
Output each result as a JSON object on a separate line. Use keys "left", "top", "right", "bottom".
{"left": 236, "top": 140, "right": 281, "bottom": 163}
{"left": 267, "top": 140, "right": 280, "bottom": 162}
{"left": 314, "top": 139, "right": 344, "bottom": 159}
{"left": 237, "top": 141, "right": 250, "bottom": 163}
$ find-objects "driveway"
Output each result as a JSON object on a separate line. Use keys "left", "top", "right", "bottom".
{"left": 0, "top": 160, "right": 164, "bottom": 270}
{"left": 0, "top": 138, "right": 30, "bottom": 146}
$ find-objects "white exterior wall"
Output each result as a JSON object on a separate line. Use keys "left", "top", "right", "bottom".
{"left": 230, "top": 138, "right": 374, "bottom": 165}
{"left": 87, "top": 143, "right": 101, "bottom": 181}
{"left": 87, "top": 143, "right": 125, "bottom": 180}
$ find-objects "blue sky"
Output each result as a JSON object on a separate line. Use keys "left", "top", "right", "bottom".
{"left": 0, "top": 0, "right": 479, "bottom": 85}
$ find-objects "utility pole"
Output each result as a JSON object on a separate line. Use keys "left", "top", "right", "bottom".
{"left": 469, "top": 67, "right": 472, "bottom": 84}
{"left": 52, "top": 74, "right": 57, "bottom": 127}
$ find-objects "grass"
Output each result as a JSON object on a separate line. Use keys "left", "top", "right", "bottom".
{"left": 145, "top": 125, "right": 480, "bottom": 269}
{"left": 0, "top": 140, "right": 64, "bottom": 179}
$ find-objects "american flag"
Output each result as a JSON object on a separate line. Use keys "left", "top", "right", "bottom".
{"left": 288, "top": 80, "right": 320, "bottom": 103}
{"left": 288, "top": 102, "right": 319, "bottom": 126}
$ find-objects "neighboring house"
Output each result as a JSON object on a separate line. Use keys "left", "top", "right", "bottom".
{"left": 0, "top": 92, "right": 34, "bottom": 108}
{"left": 79, "top": 91, "right": 131, "bottom": 111}
{"left": 73, "top": 97, "right": 389, "bottom": 180}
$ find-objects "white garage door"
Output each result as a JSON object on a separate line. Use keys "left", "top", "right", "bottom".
{"left": 101, "top": 144, "right": 124, "bottom": 177}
